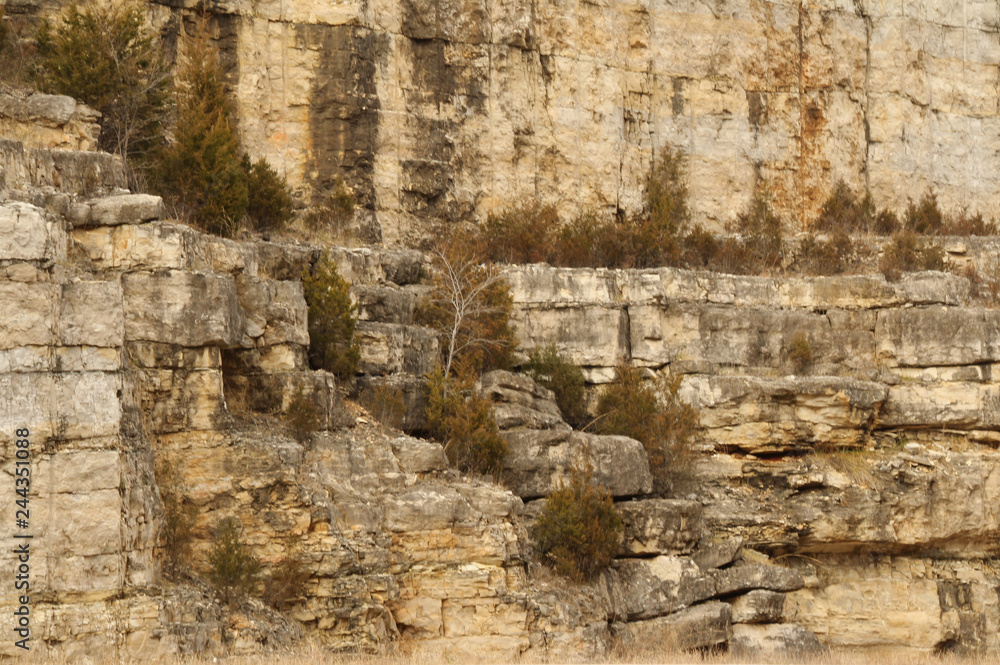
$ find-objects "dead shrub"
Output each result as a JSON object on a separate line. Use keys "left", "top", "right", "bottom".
{"left": 787, "top": 332, "right": 814, "bottom": 374}
{"left": 964, "top": 264, "right": 1000, "bottom": 306}
{"left": 797, "top": 229, "right": 853, "bottom": 275}
{"left": 524, "top": 344, "right": 588, "bottom": 429}
{"left": 416, "top": 231, "right": 518, "bottom": 376}
{"left": 905, "top": 191, "right": 946, "bottom": 235}
{"left": 284, "top": 389, "right": 321, "bottom": 441}
{"left": 880, "top": 230, "right": 945, "bottom": 281}
{"left": 262, "top": 556, "right": 310, "bottom": 612}
{"left": 532, "top": 466, "right": 624, "bottom": 582}
{"left": 481, "top": 201, "right": 559, "bottom": 264}
{"left": 156, "top": 458, "right": 198, "bottom": 576}
{"left": 593, "top": 364, "right": 698, "bottom": 496}
{"left": 359, "top": 383, "right": 407, "bottom": 430}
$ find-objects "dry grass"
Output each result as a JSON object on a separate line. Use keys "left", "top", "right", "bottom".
{"left": 21, "top": 644, "right": 997, "bottom": 665}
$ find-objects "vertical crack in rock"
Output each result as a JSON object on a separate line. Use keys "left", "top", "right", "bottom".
{"left": 796, "top": 1, "right": 804, "bottom": 231}
{"left": 853, "top": 0, "right": 873, "bottom": 193}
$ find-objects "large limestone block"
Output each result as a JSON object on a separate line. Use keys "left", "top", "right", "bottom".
{"left": 123, "top": 271, "right": 245, "bottom": 347}
{"left": 616, "top": 556, "right": 713, "bottom": 620}
{"left": 235, "top": 276, "right": 309, "bottom": 347}
{"left": 58, "top": 280, "right": 124, "bottom": 348}
{"left": 480, "top": 370, "right": 567, "bottom": 431}
{"left": 0, "top": 92, "right": 100, "bottom": 150}
{"left": 625, "top": 601, "right": 732, "bottom": 651}
{"left": 70, "top": 194, "right": 164, "bottom": 228}
{"left": 731, "top": 623, "right": 824, "bottom": 653}
{"left": 709, "top": 563, "right": 805, "bottom": 598}
{"left": 356, "top": 322, "right": 439, "bottom": 375}
{"left": 72, "top": 222, "right": 188, "bottom": 271}
{"left": 730, "top": 590, "right": 786, "bottom": 624}
{"left": 352, "top": 283, "right": 419, "bottom": 324}
{"left": 881, "top": 383, "right": 1000, "bottom": 430}
{"left": 617, "top": 499, "right": 703, "bottom": 557}
{"left": 877, "top": 306, "right": 1000, "bottom": 367}
{"left": 681, "top": 375, "right": 888, "bottom": 453}
{"left": 0, "top": 371, "right": 120, "bottom": 442}
{"left": 502, "top": 429, "right": 652, "bottom": 499}
{"left": 33, "top": 450, "right": 121, "bottom": 494}
{"left": 0, "top": 282, "right": 58, "bottom": 349}
{"left": 389, "top": 435, "right": 449, "bottom": 474}
{"left": 0, "top": 202, "right": 67, "bottom": 262}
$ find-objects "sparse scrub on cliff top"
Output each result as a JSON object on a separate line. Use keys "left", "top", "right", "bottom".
{"left": 879, "top": 230, "right": 945, "bottom": 281}
{"left": 35, "top": 0, "right": 171, "bottom": 162}
{"left": 302, "top": 251, "right": 360, "bottom": 380}
{"left": 594, "top": 364, "right": 697, "bottom": 496}
{"left": 532, "top": 466, "right": 623, "bottom": 582}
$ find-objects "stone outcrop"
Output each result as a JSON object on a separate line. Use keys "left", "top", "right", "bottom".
{"left": 131, "top": 0, "right": 1000, "bottom": 243}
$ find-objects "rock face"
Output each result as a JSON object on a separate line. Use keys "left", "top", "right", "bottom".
{"left": 135, "top": 0, "right": 1000, "bottom": 242}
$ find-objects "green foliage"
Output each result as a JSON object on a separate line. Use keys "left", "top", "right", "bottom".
{"left": 645, "top": 143, "right": 690, "bottom": 255}
{"left": 35, "top": 0, "right": 170, "bottom": 161}
{"left": 424, "top": 366, "right": 507, "bottom": 476}
{"left": 532, "top": 467, "right": 623, "bottom": 582}
{"left": 302, "top": 252, "right": 360, "bottom": 380}
{"left": 524, "top": 344, "right": 588, "bottom": 429}
{"left": 156, "top": 458, "right": 197, "bottom": 576}
{"left": 207, "top": 516, "right": 261, "bottom": 605}
{"left": 787, "top": 333, "right": 814, "bottom": 374}
{"left": 416, "top": 232, "right": 517, "bottom": 376}
{"left": 243, "top": 154, "right": 294, "bottom": 232}
{"left": 152, "top": 26, "right": 247, "bottom": 236}
{"left": 262, "top": 556, "right": 310, "bottom": 611}
{"left": 284, "top": 389, "right": 321, "bottom": 441}
{"left": 594, "top": 364, "right": 698, "bottom": 496}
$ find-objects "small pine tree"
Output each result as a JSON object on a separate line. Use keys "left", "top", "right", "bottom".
{"left": 524, "top": 344, "right": 588, "bottom": 429}
{"left": 207, "top": 516, "right": 261, "bottom": 606}
{"left": 532, "top": 467, "right": 623, "bottom": 581}
{"left": 153, "top": 23, "right": 247, "bottom": 236}
{"left": 424, "top": 366, "right": 507, "bottom": 476}
{"left": 243, "top": 153, "right": 294, "bottom": 232}
{"left": 35, "top": 0, "right": 170, "bottom": 161}
{"left": 302, "top": 252, "right": 360, "bottom": 380}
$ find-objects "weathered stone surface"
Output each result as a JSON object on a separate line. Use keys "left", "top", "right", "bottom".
{"left": 59, "top": 280, "right": 125, "bottom": 348}
{"left": 709, "top": 563, "right": 805, "bottom": 597}
{"left": 616, "top": 556, "right": 714, "bottom": 620}
{"left": 356, "top": 322, "right": 439, "bottom": 376}
{"left": 731, "top": 623, "right": 824, "bottom": 653}
{"left": 617, "top": 499, "right": 703, "bottom": 557}
{"left": 388, "top": 435, "right": 449, "bottom": 474}
{"left": 480, "top": 370, "right": 567, "bottom": 431}
{"left": 0, "top": 91, "right": 100, "bottom": 150}
{"left": 71, "top": 194, "right": 164, "bottom": 228}
{"left": 877, "top": 306, "right": 1000, "bottom": 367}
{"left": 352, "top": 283, "right": 420, "bottom": 324}
{"left": 123, "top": 271, "right": 245, "bottom": 348}
{"left": 0, "top": 282, "right": 58, "bottom": 349}
{"left": 681, "top": 375, "right": 888, "bottom": 454}
{"left": 625, "top": 601, "right": 732, "bottom": 651}
{"left": 1, "top": 139, "right": 126, "bottom": 197}
{"left": 692, "top": 537, "right": 743, "bottom": 572}
{"left": 730, "top": 590, "right": 786, "bottom": 624}
{"left": 502, "top": 429, "right": 652, "bottom": 499}
{"left": 0, "top": 202, "right": 67, "bottom": 262}
{"left": 235, "top": 276, "right": 309, "bottom": 347}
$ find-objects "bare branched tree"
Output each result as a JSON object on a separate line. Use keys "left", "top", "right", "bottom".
{"left": 417, "top": 235, "right": 518, "bottom": 379}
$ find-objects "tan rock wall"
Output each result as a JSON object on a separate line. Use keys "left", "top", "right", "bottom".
{"left": 146, "top": 0, "right": 1000, "bottom": 243}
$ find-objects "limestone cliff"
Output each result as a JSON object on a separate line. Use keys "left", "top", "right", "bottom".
{"left": 119, "top": 0, "right": 1000, "bottom": 243}
{"left": 4, "top": 91, "right": 1000, "bottom": 657}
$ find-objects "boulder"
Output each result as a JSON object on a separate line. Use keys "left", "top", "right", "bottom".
{"left": 617, "top": 499, "right": 704, "bottom": 557}
{"left": 625, "top": 601, "right": 732, "bottom": 651}
{"left": 730, "top": 590, "right": 786, "bottom": 624}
